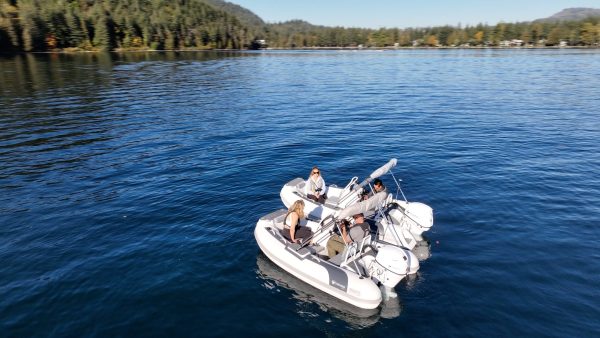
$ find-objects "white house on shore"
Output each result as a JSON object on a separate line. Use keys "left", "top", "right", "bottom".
{"left": 499, "top": 39, "right": 524, "bottom": 47}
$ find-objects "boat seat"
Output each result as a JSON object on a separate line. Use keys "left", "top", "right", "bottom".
{"left": 285, "top": 242, "right": 311, "bottom": 257}
{"left": 260, "top": 209, "right": 287, "bottom": 223}
{"left": 329, "top": 242, "right": 358, "bottom": 266}
{"left": 328, "top": 234, "right": 373, "bottom": 266}
{"left": 296, "top": 180, "right": 306, "bottom": 193}
{"left": 323, "top": 195, "right": 340, "bottom": 208}
{"left": 279, "top": 228, "right": 313, "bottom": 246}
{"left": 328, "top": 252, "right": 346, "bottom": 266}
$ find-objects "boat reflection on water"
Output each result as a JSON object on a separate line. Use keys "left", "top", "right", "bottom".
{"left": 255, "top": 240, "right": 432, "bottom": 327}
{"left": 255, "top": 253, "right": 402, "bottom": 328}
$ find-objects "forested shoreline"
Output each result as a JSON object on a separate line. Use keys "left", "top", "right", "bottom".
{"left": 1, "top": 0, "right": 599, "bottom": 53}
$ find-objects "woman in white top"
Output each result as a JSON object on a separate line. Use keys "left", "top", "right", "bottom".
{"left": 283, "top": 200, "right": 312, "bottom": 244}
{"left": 305, "top": 166, "right": 327, "bottom": 204}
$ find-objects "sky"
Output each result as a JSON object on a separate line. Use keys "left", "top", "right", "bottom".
{"left": 229, "top": 0, "right": 600, "bottom": 28}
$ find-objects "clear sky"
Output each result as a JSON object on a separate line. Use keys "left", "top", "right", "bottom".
{"left": 229, "top": 0, "right": 600, "bottom": 28}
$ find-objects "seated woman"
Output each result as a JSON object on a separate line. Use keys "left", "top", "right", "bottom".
{"left": 282, "top": 200, "right": 313, "bottom": 244}
{"left": 305, "top": 166, "right": 327, "bottom": 204}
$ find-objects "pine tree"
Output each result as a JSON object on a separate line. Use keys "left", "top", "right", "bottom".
{"left": 66, "top": 9, "right": 85, "bottom": 48}
{"left": 93, "top": 15, "right": 110, "bottom": 50}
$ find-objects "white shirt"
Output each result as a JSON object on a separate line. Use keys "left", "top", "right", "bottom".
{"left": 305, "top": 175, "right": 326, "bottom": 195}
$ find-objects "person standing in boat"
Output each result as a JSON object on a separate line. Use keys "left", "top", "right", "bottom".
{"left": 326, "top": 213, "right": 370, "bottom": 258}
{"left": 305, "top": 166, "right": 327, "bottom": 203}
{"left": 283, "top": 200, "right": 313, "bottom": 244}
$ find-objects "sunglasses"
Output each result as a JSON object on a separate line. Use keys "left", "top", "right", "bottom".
{"left": 313, "top": 171, "right": 320, "bottom": 174}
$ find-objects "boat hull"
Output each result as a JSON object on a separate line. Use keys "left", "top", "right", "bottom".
{"left": 254, "top": 213, "right": 383, "bottom": 310}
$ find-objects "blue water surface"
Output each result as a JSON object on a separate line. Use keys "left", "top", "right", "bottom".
{"left": 0, "top": 49, "right": 599, "bottom": 337}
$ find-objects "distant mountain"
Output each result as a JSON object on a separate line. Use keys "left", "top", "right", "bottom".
{"left": 201, "top": 0, "right": 265, "bottom": 27}
{"left": 536, "top": 7, "right": 600, "bottom": 22}
{"left": 270, "top": 20, "right": 324, "bottom": 31}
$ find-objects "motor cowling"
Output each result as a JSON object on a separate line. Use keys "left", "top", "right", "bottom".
{"left": 379, "top": 217, "right": 418, "bottom": 249}
{"left": 388, "top": 202, "right": 433, "bottom": 239}
{"left": 369, "top": 246, "right": 419, "bottom": 288}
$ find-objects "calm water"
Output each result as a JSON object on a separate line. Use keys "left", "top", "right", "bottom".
{"left": 1, "top": 49, "right": 599, "bottom": 337}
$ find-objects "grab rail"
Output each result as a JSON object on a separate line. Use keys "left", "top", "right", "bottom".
{"left": 296, "top": 214, "right": 336, "bottom": 251}
{"left": 336, "top": 176, "right": 359, "bottom": 206}
{"left": 340, "top": 234, "right": 372, "bottom": 277}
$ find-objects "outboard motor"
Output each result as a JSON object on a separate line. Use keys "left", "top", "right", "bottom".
{"left": 364, "top": 246, "right": 420, "bottom": 299}
{"left": 379, "top": 216, "right": 418, "bottom": 250}
{"left": 387, "top": 202, "right": 433, "bottom": 241}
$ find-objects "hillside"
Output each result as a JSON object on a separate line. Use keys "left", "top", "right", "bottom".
{"left": 536, "top": 7, "right": 600, "bottom": 22}
{"left": 201, "top": 0, "right": 265, "bottom": 27}
{"left": 0, "top": 0, "right": 252, "bottom": 52}
{"left": 1, "top": 2, "right": 599, "bottom": 52}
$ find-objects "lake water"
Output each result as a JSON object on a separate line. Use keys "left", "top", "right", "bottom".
{"left": 1, "top": 49, "right": 599, "bottom": 337}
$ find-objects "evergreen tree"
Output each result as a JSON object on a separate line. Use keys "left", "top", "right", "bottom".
{"left": 0, "top": 1, "right": 599, "bottom": 52}
{"left": 93, "top": 15, "right": 110, "bottom": 50}
{"left": 66, "top": 8, "right": 85, "bottom": 47}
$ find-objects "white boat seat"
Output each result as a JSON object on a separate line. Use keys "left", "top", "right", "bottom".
{"left": 323, "top": 195, "right": 340, "bottom": 207}
{"left": 259, "top": 208, "right": 287, "bottom": 222}
{"left": 296, "top": 180, "right": 306, "bottom": 192}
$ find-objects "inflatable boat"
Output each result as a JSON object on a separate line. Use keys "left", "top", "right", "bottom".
{"left": 255, "top": 202, "right": 420, "bottom": 309}
{"left": 280, "top": 158, "right": 434, "bottom": 249}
